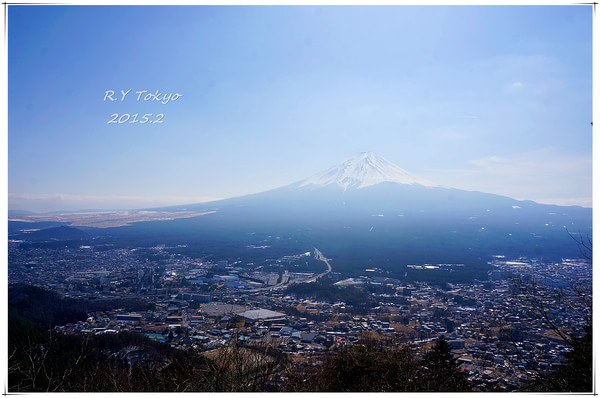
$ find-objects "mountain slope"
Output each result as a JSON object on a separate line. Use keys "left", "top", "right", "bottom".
{"left": 104, "top": 153, "right": 589, "bottom": 279}
{"left": 159, "top": 152, "right": 586, "bottom": 224}
{"left": 20, "top": 153, "right": 591, "bottom": 281}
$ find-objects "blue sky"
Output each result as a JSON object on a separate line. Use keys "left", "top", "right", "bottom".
{"left": 8, "top": 5, "right": 593, "bottom": 212}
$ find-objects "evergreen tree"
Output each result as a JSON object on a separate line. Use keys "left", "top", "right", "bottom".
{"left": 557, "top": 325, "right": 592, "bottom": 391}
{"left": 419, "top": 336, "right": 471, "bottom": 391}
{"left": 532, "top": 325, "right": 592, "bottom": 392}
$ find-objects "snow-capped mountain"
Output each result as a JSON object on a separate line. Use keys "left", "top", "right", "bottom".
{"left": 139, "top": 151, "right": 590, "bottom": 278}
{"left": 296, "top": 152, "right": 439, "bottom": 190}
{"left": 21, "top": 151, "right": 590, "bottom": 281}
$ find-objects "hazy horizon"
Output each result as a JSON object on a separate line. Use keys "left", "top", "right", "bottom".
{"left": 8, "top": 5, "right": 593, "bottom": 212}
{"left": 8, "top": 150, "right": 594, "bottom": 213}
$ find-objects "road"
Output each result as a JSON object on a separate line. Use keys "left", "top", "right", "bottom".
{"left": 305, "top": 247, "right": 332, "bottom": 283}
{"left": 234, "top": 247, "right": 332, "bottom": 293}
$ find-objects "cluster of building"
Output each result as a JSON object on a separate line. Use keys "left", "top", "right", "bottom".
{"left": 9, "top": 239, "right": 591, "bottom": 391}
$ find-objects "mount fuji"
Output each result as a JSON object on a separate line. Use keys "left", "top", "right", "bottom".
{"left": 162, "top": 152, "right": 580, "bottom": 222}
{"left": 100, "top": 151, "right": 587, "bottom": 279}
{"left": 23, "top": 152, "right": 588, "bottom": 281}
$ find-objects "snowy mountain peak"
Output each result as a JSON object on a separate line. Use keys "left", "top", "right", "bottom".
{"left": 298, "top": 152, "right": 439, "bottom": 190}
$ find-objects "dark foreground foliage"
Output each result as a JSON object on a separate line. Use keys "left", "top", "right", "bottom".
{"left": 8, "top": 284, "right": 591, "bottom": 392}
{"left": 9, "top": 325, "right": 216, "bottom": 391}
{"left": 9, "top": 319, "right": 471, "bottom": 393}
{"left": 527, "top": 325, "right": 593, "bottom": 392}
{"left": 283, "top": 337, "right": 470, "bottom": 392}
{"left": 9, "top": 284, "right": 153, "bottom": 328}
{"left": 510, "top": 274, "right": 592, "bottom": 392}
